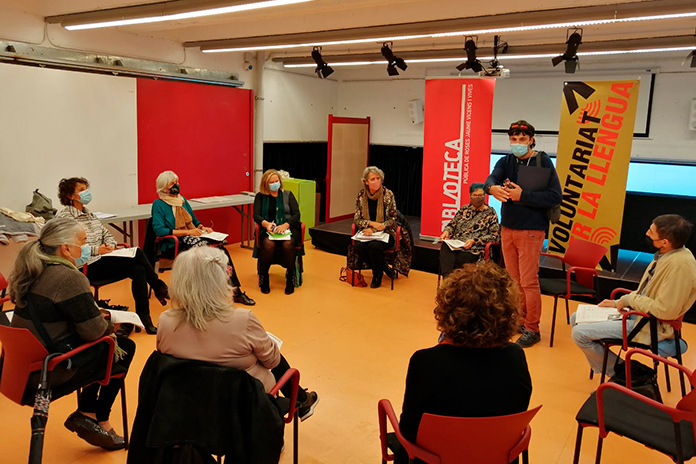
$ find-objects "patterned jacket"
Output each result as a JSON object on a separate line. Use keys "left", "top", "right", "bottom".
{"left": 347, "top": 188, "right": 413, "bottom": 276}
{"left": 443, "top": 205, "right": 500, "bottom": 257}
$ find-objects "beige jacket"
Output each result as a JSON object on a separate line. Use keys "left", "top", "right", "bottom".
{"left": 619, "top": 247, "right": 696, "bottom": 345}
{"left": 157, "top": 307, "right": 281, "bottom": 392}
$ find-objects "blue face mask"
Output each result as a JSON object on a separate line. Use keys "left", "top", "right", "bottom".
{"left": 78, "top": 189, "right": 92, "bottom": 205}
{"left": 510, "top": 144, "right": 530, "bottom": 158}
{"left": 269, "top": 181, "right": 281, "bottom": 192}
{"left": 71, "top": 244, "right": 92, "bottom": 267}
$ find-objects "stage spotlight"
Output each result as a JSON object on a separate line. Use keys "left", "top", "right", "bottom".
{"left": 381, "top": 42, "right": 407, "bottom": 76}
{"left": 456, "top": 36, "right": 483, "bottom": 73}
{"left": 685, "top": 49, "right": 696, "bottom": 68}
{"left": 311, "top": 46, "right": 334, "bottom": 78}
{"left": 552, "top": 29, "right": 582, "bottom": 73}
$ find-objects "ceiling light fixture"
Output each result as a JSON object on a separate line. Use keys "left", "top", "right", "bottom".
{"left": 552, "top": 28, "right": 583, "bottom": 73}
{"left": 49, "top": 0, "right": 315, "bottom": 31}
{"left": 456, "top": 36, "right": 483, "bottom": 73}
{"left": 199, "top": 11, "right": 696, "bottom": 53}
{"left": 380, "top": 42, "right": 407, "bottom": 76}
{"left": 311, "top": 46, "right": 334, "bottom": 78}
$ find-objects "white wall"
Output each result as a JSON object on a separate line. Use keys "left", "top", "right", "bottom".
{"left": 263, "top": 67, "right": 338, "bottom": 142}
{"left": 0, "top": 64, "right": 138, "bottom": 212}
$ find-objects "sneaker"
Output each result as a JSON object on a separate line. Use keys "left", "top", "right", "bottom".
{"left": 297, "top": 390, "right": 319, "bottom": 421}
{"left": 516, "top": 329, "right": 541, "bottom": 348}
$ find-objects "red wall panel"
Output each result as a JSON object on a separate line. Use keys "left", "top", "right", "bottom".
{"left": 136, "top": 79, "right": 253, "bottom": 243}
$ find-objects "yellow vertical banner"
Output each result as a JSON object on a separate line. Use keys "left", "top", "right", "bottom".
{"left": 549, "top": 79, "right": 640, "bottom": 270}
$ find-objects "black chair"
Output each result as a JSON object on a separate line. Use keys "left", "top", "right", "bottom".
{"left": 574, "top": 348, "right": 696, "bottom": 464}
{"left": 128, "top": 351, "right": 301, "bottom": 464}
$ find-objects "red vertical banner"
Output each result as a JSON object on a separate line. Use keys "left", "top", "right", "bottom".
{"left": 421, "top": 79, "right": 496, "bottom": 238}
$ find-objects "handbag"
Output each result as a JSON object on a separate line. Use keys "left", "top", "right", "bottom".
{"left": 25, "top": 189, "right": 57, "bottom": 220}
{"left": 339, "top": 267, "right": 367, "bottom": 287}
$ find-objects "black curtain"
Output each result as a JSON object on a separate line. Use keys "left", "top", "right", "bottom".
{"left": 263, "top": 142, "right": 328, "bottom": 221}
{"left": 368, "top": 145, "right": 423, "bottom": 217}
{"left": 263, "top": 142, "right": 424, "bottom": 221}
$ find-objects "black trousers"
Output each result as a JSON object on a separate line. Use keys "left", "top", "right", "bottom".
{"left": 86, "top": 248, "right": 165, "bottom": 317}
{"left": 78, "top": 337, "right": 136, "bottom": 422}
{"left": 257, "top": 234, "right": 297, "bottom": 279}
{"left": 353, "top": 235, "right": 395, "bottom": 278}
{"left": 271, "top": 354, "right": 308, "bottom": 403}
{"left": 439, "top": 243, "right": 479, "bottom": 277}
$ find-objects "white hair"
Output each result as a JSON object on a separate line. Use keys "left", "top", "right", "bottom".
{"left": 168, "top": 246, "right": 234, "bottom": 331}
{"left": 9, "top": 217, "right": 84, "bottom": 307}
{"left": 156, "top": 170, "right": 179, "bottom": 193}
{"left": 362, "top": 166, "right": 385, "bottom": 182}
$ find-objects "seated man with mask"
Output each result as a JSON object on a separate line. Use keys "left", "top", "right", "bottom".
{"left": 571, "top": 214, "right": 696, "bottom": 377}
{"left": 438, "top": 183, "right": 500, "bottom": 278}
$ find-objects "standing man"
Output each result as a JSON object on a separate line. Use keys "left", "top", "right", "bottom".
{"left": 484, "top": 120, "right": 562, "bottom": 348}
{"left": 571, "top": 215, "right": 696, "bottom": 376}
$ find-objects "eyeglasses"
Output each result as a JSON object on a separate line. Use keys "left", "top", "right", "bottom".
{"left": 470, "top": 193, "right": 485, "bottom": 197}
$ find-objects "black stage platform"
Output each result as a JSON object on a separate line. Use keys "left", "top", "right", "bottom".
{"left": 309, "top": 216, "right": 653, "bottom": 301}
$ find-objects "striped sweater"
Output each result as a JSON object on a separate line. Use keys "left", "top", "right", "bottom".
{"left": 56, "top": 206, "right": 117, "bottom": 264}
{"left": 11, "top": 262, "right": 113, "bottom": 348}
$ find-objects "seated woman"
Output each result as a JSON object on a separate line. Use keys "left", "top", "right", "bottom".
{"left": 253, "top": 169, "right": 302, "bottom": 295}
{"left": 438, "top": 182, "right": 500, "bottom": 277}
{"left": 347, "top": 166, "right": 402, "bottom": 288}
{"left": 157, "top": 246, "right": 319, "bottom": 421}
{"left": 56, "top": 177, "right": 167, "bottom": 334}
{"left": 397, "top": 262, "right": 532, "bottom": 464}
{"left": 8, "top": 217, "right": 135, "bottom": 451}
{"left": 151, "top": 170, "right": 255, "bottom": 306}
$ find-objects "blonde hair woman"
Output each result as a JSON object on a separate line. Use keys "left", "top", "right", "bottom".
{"left": 9, "top": 217, "right": 135, "bottom": 450}
{"left": 151, "top": 170, "right": 255, "bottom": 306}
{"left": 157, "top": 246, "right": 319, "bottom": 420}
{"left": 253, "top": 169, "right": 302, "bottom": 294}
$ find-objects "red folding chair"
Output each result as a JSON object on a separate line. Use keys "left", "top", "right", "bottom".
{"left": 574, "top": 348, "right": 696, "bottom": 464}
{"left": 591, "top": 288, "right": 688, "bottom": 396}
{"left": 540, "top": 237, "right": 608, "bottom": 347}
{"left": 0, "top": 271, "right": 9, "bottom": 310}
{"left": 350, "top": 224, "right": 401, "bottom": 290}
{"left": 254, "top": 222, "right": 306, "bottom": 286}
{"left": 378, "top": 398, "right": 541, "bottom": 464}
{"left": 0, "top": 325, "right": 129, "bottom": 460}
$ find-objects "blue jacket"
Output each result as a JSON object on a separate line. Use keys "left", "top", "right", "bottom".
{"left": 484, "top": 151, "right": 562, "bottom": 231}
{"left": 151, "top": 197, "right": 201, "bottom": 254}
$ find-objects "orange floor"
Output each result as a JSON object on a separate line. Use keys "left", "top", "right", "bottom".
{"left": 1, "top": 243, "right": 694, "bottom": 463}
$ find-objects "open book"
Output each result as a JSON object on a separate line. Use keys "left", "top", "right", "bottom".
{"left": 102, "top": 309, "right": 145, "bottom": 329}
{"left": 201, "top": 231, "right": 229, "bottom": 242}
{"left": 444, "top": 239, "right": 467, "bottom": 251}
{"left": 574, "top": 304, "right": 623, "bottom": 324}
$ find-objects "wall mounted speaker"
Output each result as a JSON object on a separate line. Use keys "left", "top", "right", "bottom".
{"left": 408, "top": 99, "right": 424, "bottom": 124}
